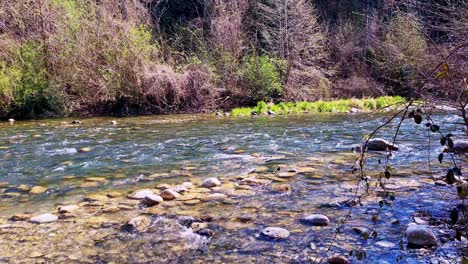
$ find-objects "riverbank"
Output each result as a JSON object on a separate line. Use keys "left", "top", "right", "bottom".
{"left": 230, "top": 96, "right": 406, "bottom": 116}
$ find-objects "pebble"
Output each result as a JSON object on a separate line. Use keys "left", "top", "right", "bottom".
{"left": 30, "top": 186, "right": 48, "bottom": 194}
{"left": 300, "top": 214, "right": 330, "bottom": 226}
{"left": 261, "top": 227, "right": 290, "bottom": 239}
{"left": 160, "top": 189, "right": 180, "bottom": 200}
{"left": 30, "top": 213, "right": 58, "bottom": 223}
{"left": 202, "top": 177, "right": 221, "bottom": 188}
{"left": 406, "top": 224, "right": 438, "bottom": 247}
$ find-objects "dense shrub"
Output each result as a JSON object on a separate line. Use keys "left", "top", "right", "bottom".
{"left": 239, "top": 54, "right": 284, "bottom": 102}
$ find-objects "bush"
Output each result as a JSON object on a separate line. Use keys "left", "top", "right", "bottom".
{"left": 0, "top": 42, "right": 63, "bottom": 118}
{"left": 239, "top": 54, "right": 283, "bottom": 102}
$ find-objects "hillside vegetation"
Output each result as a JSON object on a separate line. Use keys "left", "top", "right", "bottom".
{"left": 0, "top": 0, "right": 466, "bottom": 118}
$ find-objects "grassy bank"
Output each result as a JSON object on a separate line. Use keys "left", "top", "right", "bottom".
{"left": 230, "top": 96, "right": 405, "bottom": 116}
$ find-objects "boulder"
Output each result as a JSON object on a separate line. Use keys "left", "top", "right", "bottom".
{"left": 261, "top": 227, "right": 290, "bottom": 239}
{"left": 30, "top": 213, "right": 58, "bottom": 223}
{"left": 202, "top": 177, "right": 221, "bottom": 188}
{"left": 300, "top": 214, "right": 330, "bottom": 226}
{"left": 406, "top": 224, "right": 438, "bottom": 248}
{"left": 450, "top": 140, "right": 468, "bottom": 154}
{"left": 365, "top": 138, "right": 399, "bottom": 151}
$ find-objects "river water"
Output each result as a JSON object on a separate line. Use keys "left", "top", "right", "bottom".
{"left": 0, "top": 113, "right": 465, "bottom": 263}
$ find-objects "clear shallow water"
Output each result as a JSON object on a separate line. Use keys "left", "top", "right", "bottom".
{"left": 0, "top": 113, "right": 466, "bottom": 263}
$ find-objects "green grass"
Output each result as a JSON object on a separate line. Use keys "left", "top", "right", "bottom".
{"left": 230, "top": 96, "right": 406, "bottom": 116}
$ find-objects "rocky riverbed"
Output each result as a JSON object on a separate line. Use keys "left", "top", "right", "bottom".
{"left": 0, "top": 114, "right": 466, "bottom": 263}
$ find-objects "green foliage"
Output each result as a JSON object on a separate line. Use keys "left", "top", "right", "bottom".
{"left": 0, "top": 42, "right": 62, "bottom": 117}
{"left": 239, "top": 54, "right": 284, "bottom": 102}
{"left": 231, "top": 96, "right": 405, "bottom": 116}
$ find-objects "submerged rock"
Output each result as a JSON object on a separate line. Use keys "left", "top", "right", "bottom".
{"left": 79, "top": 147, "right": 92, "bottom": 153}
{"left": 124, "top": 215, "right": 152, "bottom": 232}
{"left": 58, "top": 205, "right": 79, "bottom": 213}
{"left": 202, "top": 177, "right": 221, "bottom": 188}
{"left": 10, "top": 214, "right": 31, "bottom": 221}
{"left": 30, "top": 186, "right": 48, "bottom": 194}
{"left": 30, "top": 213, "right": 58, "bottom": 223}
{"left": 261, "top": 227, "right": 290, "bottom": 239}
{"left": 300, "top": 214, "right": 330, "bottom": 226}
{"left": 406, "top": 224, "right": 438, "bottom": 248}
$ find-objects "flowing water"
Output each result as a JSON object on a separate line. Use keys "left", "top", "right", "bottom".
{"left": 0, "top": 113, "right": 465, "bottom": 263}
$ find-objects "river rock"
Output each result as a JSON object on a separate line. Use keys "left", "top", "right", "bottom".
{"left": 181, "top": 182, "right": 193, "bottom": 189}
{"left": 352, "top": 226, "right": 370, "bottom": 237}
{"left": 196, "top": 228, "right": 214, "bottom": 237}
{"left": 261, "top": 227, "right": 290, "bottom": 239}
{"left": 30, "top": 186, "right": 48, "bottom": 194}
{"left": 71, "top": 120, "right": 81, "bottom": 124}
{"left": 79, "top": 147, "right": 92, "bottom": 153}
{"left": 17, "top": 184, "right": 30, "bottom": 191}
{"left": 328, "top": 255, "right": 350, "bottom": 264}
{"left": 111, "top": 120, "right": 118, "bottom": 125}
{"left": 84, "top": 194, "right": 109, "bottom": 202}
{"left": 349, "top": 107, "right": 360, "bottom": 113}
{"left": 128, "top": 189, "right": 155, "bottom": 200}
{"left": 140, "top": 194, "right": 163, "bottom": 206}
{"left": 58, "top": 205, "right": 79, "bottom": 213}
{"left": 450, "top": 140, "right": 468, "bottom": 154}
{"left": 160, "top": 189, "right": 180, "bottom": 200}
{"left": 202, "top": 177, "right": 221, "bottom": 188}
{"left": 267, "top": 110, "right": 275, "bottom": 116}
{"left": 201, "top": 193, "right": 227, "bottom": 202}
{"left": 272, "top": 183, "right": 292, "bottom": 192}
{"left": 365, "top": 138, "right": 399, "bottom": 151}
{"left": 30, "top": 213, "right": 58, "bottom": 223}
{"left": 300, "top": 214, "right": 330, "bottom": 226}
{"left": 10, "top": 214, "right": 31, "bottom": 221}
{"left": 8, "top": 118, "right": 15, "bottom": 123}
{"left": 240, "top": 178, "right": 271, "bottom": 186}
{"left": 125, "top": 215, "right": 152, "bottom": 232}
{"left": 406, "top": 224, "right": 438, "bottom": 248}
{"left": 173, "top": 185, "right": 188, "bottom": 194}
